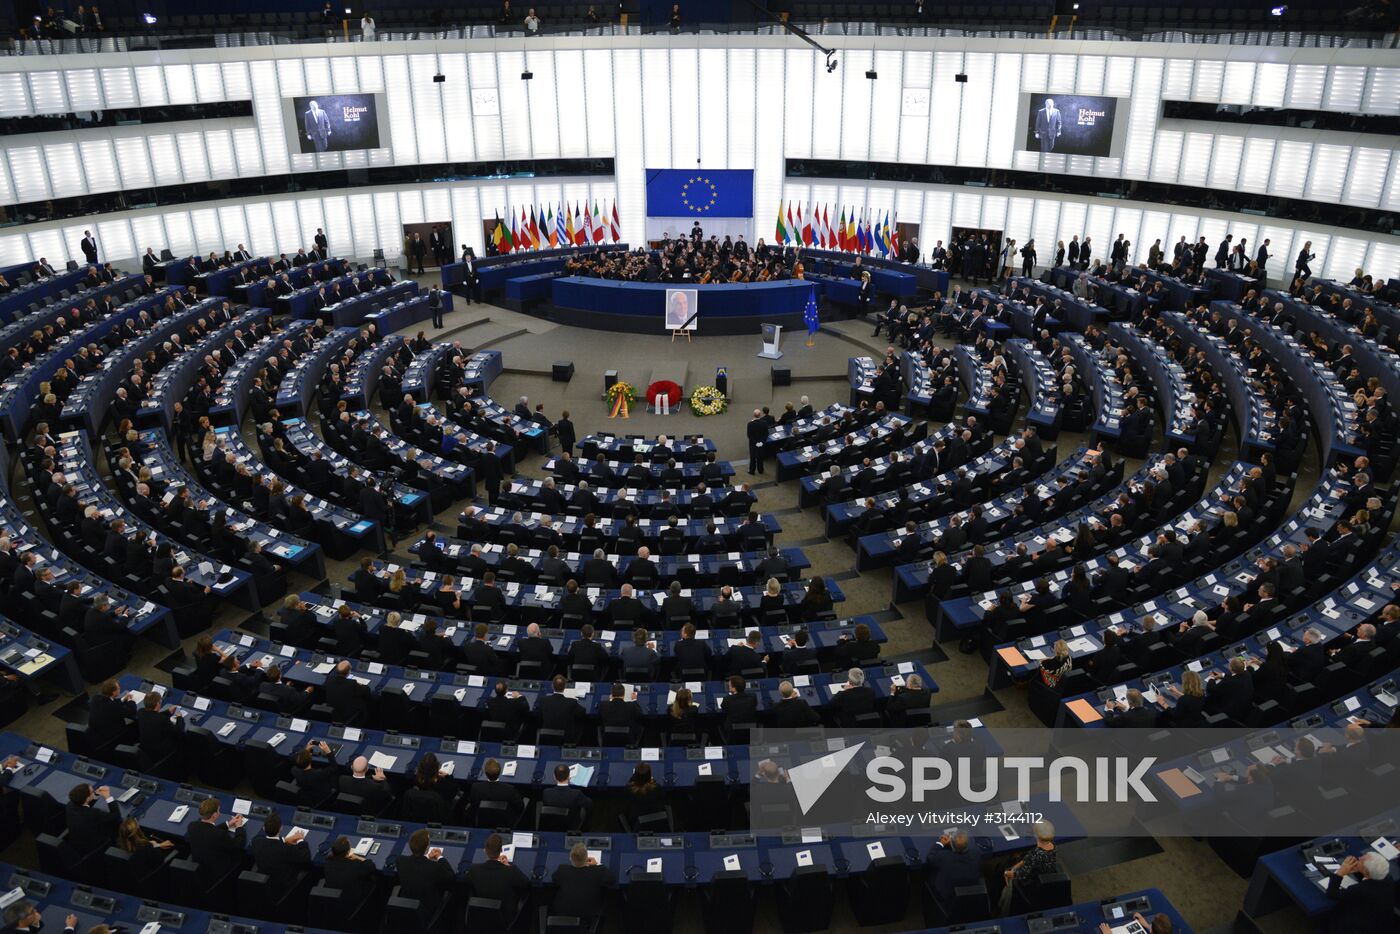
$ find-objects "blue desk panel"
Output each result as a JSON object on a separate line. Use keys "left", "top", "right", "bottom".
{"left": 551, "top": 277, "right": 816, "bottom": 335}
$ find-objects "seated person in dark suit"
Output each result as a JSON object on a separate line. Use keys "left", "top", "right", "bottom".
{"left": 262, "top": 664, "right": 314, "bottom": 714}
{"left": 551, "top": 842, "right": 616, "bottom": 923}
{"left": 65, "top": 782, "right": 121, "bottom": 855}
{"left": 619, "top": 627, "right": 659, "bottom": 677}
{"left": 1205, "top": 656, "right": 1255, "bottom": 721}
{"left": 671, "top": 622, "right": 712, "bottom": 677}
{"left": 884, "top": 672, "right": 931, "bottom": 724}
{"left": 87, "top": 678, "right": 137, "bottom": 744}
{"left": 767, "top": 680, "right": 819, "bottom": 727}
{"left": 250, "top": 810, "right": 312, "bottom": 887}
{"left": 834, "top": 621, "right": 880, "bottom": 668}
{"left": 541, "top": 763, "right": 591, "bottom": 829}
{"left": 599, "top": 681, "right": 644, "bottom": 742}
{"left": 469, "top": 757, "right": 524, "bottom": 822}
{"left": 826, "top": 666, "right": 877, "bottom": 726}
{"left": 337, "top": 755, "right": 393, "bottom": 813}
{"left": 186, "top": 797, "right": 249, "bottom": 882}
{"left": 135, "top": 689, "right": 185, "bottom": 762}
{"left": 926, "top": 830, "right": 982, "bottom": 906}
{"left": 724, "top": 630, "right": 767, "bottom": 676}
{"left": 1324, "top": 851, "right": 1395, "bottom": 934}
{"left": 779, "top": 629, "right": 817, "bottom": 676}
{"left": 322, "top": 834, "right": 378, "bottom": 894}
{"left": 721, "top": 674, "right": 760, "bottom": 729}
{"left": 396, "top": 827, "right": 456, "bottom": 922}
{"left": 485, "top": 680, "right": 531, "bottom": 738}
{"left": 465, "top": 833, "right": 531, "bottom": 926}
{"left": 565, "top": 624, "right": 611, "bottom": 678}
{"left": 538, "top": 674, "right": 586, "bottom": 743}
{"left": 1103, "top": 688, "right": 1157, "bottom": 728}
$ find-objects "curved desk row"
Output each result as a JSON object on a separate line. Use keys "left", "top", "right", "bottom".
{"left": 550, "top": 276, "right": 818, "bottom": 335}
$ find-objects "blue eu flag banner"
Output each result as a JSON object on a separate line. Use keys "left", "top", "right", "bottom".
{"left": 804, "top": 287, "right": 820, "bottom": 339}
{"left": 645, "top": 169, "right": 755, "bottom": 218}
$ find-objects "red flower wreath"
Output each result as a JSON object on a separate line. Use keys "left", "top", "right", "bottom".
{"left": 645, "top": 380, "right": 683, "bottom": 407}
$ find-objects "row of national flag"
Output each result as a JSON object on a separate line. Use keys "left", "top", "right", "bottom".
{"left": 774, "top": 201, "right": 900, "bottom": 258}
{"left": 491, "top": 201, "right": 621, "bottom": 252}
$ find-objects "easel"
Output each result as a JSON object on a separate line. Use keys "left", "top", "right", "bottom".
{"left": 670, "top": 310, "right": 698, "bottom": 343}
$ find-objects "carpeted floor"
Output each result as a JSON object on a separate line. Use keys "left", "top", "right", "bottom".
{"left": 0, "top": 273, "right": 1325, "bottom": 933}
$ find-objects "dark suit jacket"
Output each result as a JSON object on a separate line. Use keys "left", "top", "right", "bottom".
{"left": 466, "top": 859, "right": 530, "bottom": 921}
{"left": 251, "top": 833, "right": 312, "bottom": 882}
{"left": 323, "top": 853, "right": 377, "bottom": 892}
{"left": 538, "top": 691, "right": 585, "bottom": 740}
{"left": 722, "top": 690, "right": 759, "bottom": 724}
{"left": 672, "top": 638, "right": 711, "bottom": 675}
{"left": 768, "top": 696, "right": 818, "bottom": 727}
{"left": 552, "top": 863, "right": 616, "bottom": 919}
{"left": 187, "top": 819, "right": 249, "bottom": 879}
{"left": 927, "top": 845, "right": 982, "bottom": 902}
{"left": 1325, "top": 875, "right": 1394, "bottom": 934}
{"left": 65, "top": 799, "right": 120, "bottom": 853}
{"left": 136, "top": 707, "right": 184, "bottom": 759}
{"left": 396, "top": 852, "right": 456, "bottom": 914}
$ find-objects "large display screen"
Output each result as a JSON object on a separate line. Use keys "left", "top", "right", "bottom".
{"left": 1020, "top": 93, "right": 1120, "bottom": 158}
{"left": 285, "top": 93, "right": 383, "bottom": 155}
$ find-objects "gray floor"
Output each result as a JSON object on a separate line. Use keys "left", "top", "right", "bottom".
{"left": 0, "top": 276, "right": 1323, "bottom": 933}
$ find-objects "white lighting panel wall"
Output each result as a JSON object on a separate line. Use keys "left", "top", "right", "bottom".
{"left": 668, "top": 48, "right": 698, "bottom": 167}
{"left": 781, "top": 178, "right": 1399, "bottom": 285}
{"left": 726, "top": 49, "right": 756, "bottom": 170}
{"left": 609, "top": 49, "right": 643, "bottom": 246}
{"left": 0, "top": 41, "right": 1394, "bottom": 270}
{"left": 0, "top": 44, "right": 1396, "bottom": 221}
{"left": 841, "top": 48, "right": 874, "bottom": 164}
{"left": 526, "top": 51, "right": 561, "bottom": 160}
{"left": 554, "top": 50, "right": 588, "bottom": 160}
{"left": 0, "top": 72, "right": 31, "bottom": 114}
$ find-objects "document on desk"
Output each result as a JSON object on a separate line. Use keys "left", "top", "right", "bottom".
{"left": 568, "top": 764, "right": 595, "bottom": 787}
{"left": 1372, "top": 837, "right": 1400, "bottom": 861}
{"left": 368, "top": 751, "right": 398, "bottom": 771}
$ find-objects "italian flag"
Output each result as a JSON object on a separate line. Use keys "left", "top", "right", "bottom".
{"left": 592, "top": 200, "right": 604, "bottom": 243}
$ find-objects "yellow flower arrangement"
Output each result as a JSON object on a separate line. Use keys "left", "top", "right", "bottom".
{"left": 689, "top": 385, "right": 728, "bottom": 416}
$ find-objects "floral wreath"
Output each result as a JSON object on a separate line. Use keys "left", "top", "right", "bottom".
{"left": 607, "top": 380, "right": 636, "bottom": 419}
{"left": 689, "top": 385, "right": 728, "bottom": 417}
{"left": 646, "top": 380, "right": 683, "bottom": 408}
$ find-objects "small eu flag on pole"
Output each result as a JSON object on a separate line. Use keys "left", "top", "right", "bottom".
{"left": 804, "top": 286, "right": 820, "bottom": 347}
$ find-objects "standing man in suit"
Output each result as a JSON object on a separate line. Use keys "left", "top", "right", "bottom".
{"left": 314, "top": 228, "right": 328, "bottom": 256}
{"left": 429, "top": 286, "right": 445, "bottom": 328}
{"left": 408, "top": 232, "right": 427, "bottom": 275}
{"left": 430, "top": 226, "right": 447, "bottom": 268}
{"left": 746, "top": 408, "right": 768, "bottom": 476}
{"left": 303, "top": 99, "right": 332, "bottom": 152}
{"left": 1033, "top": 97, "right": 1061, "bottom": 153}
{"left": 80, "top": 230, "right": 98, "bottom": 264}
{"left": 1255, "top": 238, "right": 1271, "bottom": 286}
